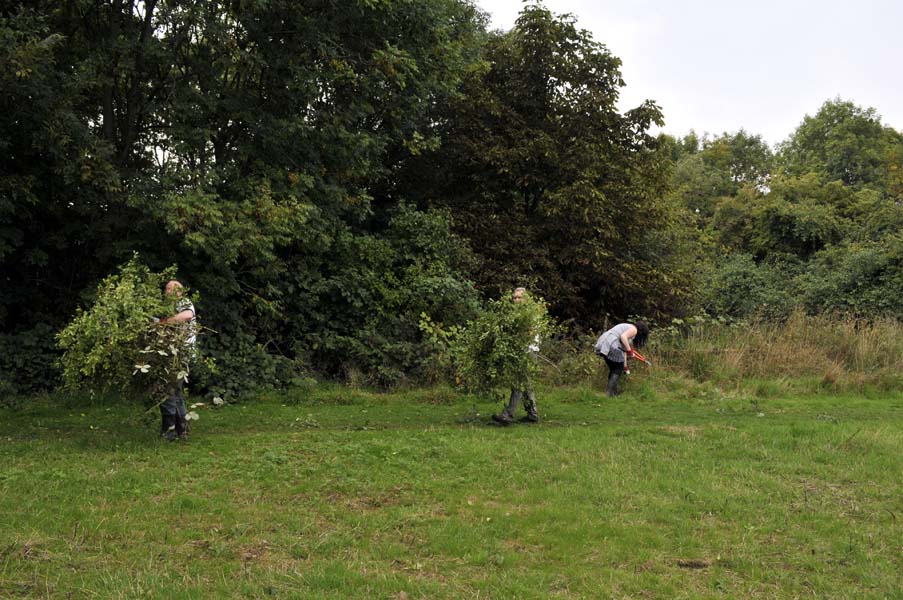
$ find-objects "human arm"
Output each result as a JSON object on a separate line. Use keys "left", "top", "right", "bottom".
{"left": 619, "top": 325, "right": 638, "bottom": 355}
{"left": 160, "top": 309, "right": 194, "bottom": 324}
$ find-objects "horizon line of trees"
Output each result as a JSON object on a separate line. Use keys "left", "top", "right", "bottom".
{"left": 2, "top": 1, "right": 902, "bottom": 398}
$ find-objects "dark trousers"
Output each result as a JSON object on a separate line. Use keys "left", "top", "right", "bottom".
{"left": 502, "top": 387, "right": 538, "bottom": 418}
{"left": 160, "top": 380, "right": 187, "bottom": 417}
{"left": 603, "top": 356, "right": 625, "bottom": 396}
{"left": 160, "top": 380, "right": 188, "bottom": 436}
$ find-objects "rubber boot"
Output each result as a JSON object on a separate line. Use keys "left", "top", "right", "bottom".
{"left": 521, "top": 390, "right": 539, "bottom": 423}
{"left": 174, "top": 415, "right": 189, "bottom": 440}
{"left": 161, "top": 414, "right": 176, "bottom": 441}
{"left": 492, "top": 389, "right": 521, "bottom": 425}
{"left": 606, "top": 373, "right": 621, "bottom": 397}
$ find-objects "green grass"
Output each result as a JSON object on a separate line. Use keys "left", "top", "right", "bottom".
{"left": 2, "top": 382, "right": 903, "bottom": 598}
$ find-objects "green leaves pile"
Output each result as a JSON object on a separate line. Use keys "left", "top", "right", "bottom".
{"left": 57, "top": 256, "right": 195, "bottom": 405}
{"left": 454, "top": 292, "right": 552, "bottom": 399}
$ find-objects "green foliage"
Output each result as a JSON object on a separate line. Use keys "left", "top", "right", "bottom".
{"left": 0, "top": 324, "right": 60, "bottom": 396}
{"left": 701, "top": 130, "right": 773, "bottom": 188}
{"left": 406, "top": 3, "right": 687, "bottom": 322}
{"left": 712, "top": 176, "right": 850, "bottom": 262}
{"left": 454, "top": 291, "right": 552, "bottom": 398}
{"left": 668, "top": 101, "right": 903, "bottom": 324}
{"left": 418, "top": 312, "right": 465, "bottom": 384}
{"left": 56, "top": 256, "right": 198, "bottom": 406}
{"left": 778, "top": 98, "right": 902, "bottom": 189}
{"left": 198, "top": 329, "right": 300, "bottom": 402}
{"left": 8, "top": 0, "right": 903, "bottom": 398}
{"left": 799, "top": 235, "right": 903, "bottom": 316}
{"left": 1, "top": 0, "right": 488, "bottom": 393}
{"left": 668, "top": 130, "right": 773, "bottom": 223}
{"left": 699, "top": 253, "right": 796, "bottom": 320}
{"left": 283, "top": 204, "right": 480, "bottom": 388}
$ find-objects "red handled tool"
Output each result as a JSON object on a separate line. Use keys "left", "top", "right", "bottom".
{"left": 627, "top": 348, "right": 652, "bottom": 366}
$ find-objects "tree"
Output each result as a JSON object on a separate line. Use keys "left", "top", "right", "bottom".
{"left": 405, "top": 3, "right": 688, "bottom": 322}
{"left": 668, "top": 131, "right": 773, "bottom": 222}
{"left": 712, "top": 174, "right": 850, "bottom": 262}
{"left": 778, "top": 98, "right": 902, "bottom": 190}
{"left": 1, "top": 1, "right": 487, "bottom": 392}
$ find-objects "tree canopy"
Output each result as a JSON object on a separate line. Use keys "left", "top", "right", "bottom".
{"left": 3, "top": 3, "right": 903, "bottom": 396}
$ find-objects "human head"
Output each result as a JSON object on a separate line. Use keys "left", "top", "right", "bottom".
{"left": 165, "top": 280, "right": 184, "bottom": 298}
{"left": 634, "top": 320, "right": 649, "bottom": 348}
{"left": 512, "top": 287, "right": 526, "bottom": 303}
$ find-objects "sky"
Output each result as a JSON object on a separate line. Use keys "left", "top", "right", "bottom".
{"left": 474, "top": 0, "right": 903, "bottom": 147}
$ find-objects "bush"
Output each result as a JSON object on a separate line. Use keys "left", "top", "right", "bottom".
{"left": 198, "top": 327, "right": 301, "bottom": 402}
{"left": 799, "top": 236, "right": 903, "bottom": 317}
{"left": 0, "top": 323, "right": 60, "bottom": 395}
{"left": 57, "top": 255, "right": 204, "bottom": 407}
{"left": 284, "top": 204, "right": 480, "bottom": 387}
{"left": 454, "top": 291, "right": 552, "bottom": 400}
{"left": 700, "top": 253, "right": 797, "bottom": 319}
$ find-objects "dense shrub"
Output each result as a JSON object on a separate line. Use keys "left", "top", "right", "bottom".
{"left": 57, "top": 256, "right": 205, "bottom": 407}
{"left": 0, "top": 323, "right": 59, "bottom": 395}
{"left": 454, "top": 291, "right": 553, "bottom": 400}
{"left": 283, "top": 205, "right": 480, "bottom": 388}
{"left": 799, "top": 236, "right": 903, "bottom": 316}
{"left": 198, "top": 328, "right": 302, "bottom": 402}
{"left": 699, "top": 253, "right": 797, "bottom": 319}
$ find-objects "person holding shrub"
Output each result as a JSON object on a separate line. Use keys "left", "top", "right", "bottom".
{"left": 594, "top": 322, "right": 648, "bottom": 397}
{"left": 58, "top": 256, "right": 203, "bottom": 440}
{"left": 491, "top": 287, "right": 543, "bottom": 425}
{"left": 157, "top": 280, "right": 198, "bottom": 441}
{"left": 454, "top": 287, "right": 551, "bottom": 426}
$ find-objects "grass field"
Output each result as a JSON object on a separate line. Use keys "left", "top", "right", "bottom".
{"left": 2, "top": 381, "right": 903, "bottom": 598}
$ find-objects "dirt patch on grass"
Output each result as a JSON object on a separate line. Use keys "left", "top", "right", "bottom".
{"left": 633, "top": 559, "right": 657, "bottom": 574}
{"left": 676, "top": 558, "right": 712, "bottom": 569}
{"left": 390, "top": 558, "right": 449, "bottom": 583}
{"left": 796, "top": 478, "right": 861, "bottom": 516}
{"left": 1, "top": 540, "right": 51, "bottom": 563}
{"left": 501, "top": 539, "right": 544, "bottom": 554}
{"left": 326, "top": 485, "right": 409, "bottom": 512}
{"left": 658, "top": 425, "right": 702, "bottom": 437}
{"left": 241, "top": 540, "right": 271, "bottom": 563}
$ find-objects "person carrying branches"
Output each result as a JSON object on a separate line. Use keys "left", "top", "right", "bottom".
{"left": 157, "top": 280, "right": 198, "bottom": 441}
{"left": 455, "top": 287, "right": 551, "bottom": 426}
{"left": 491, "top": 287, "right": 543, "bottom": 426}
{"left": 58, "top": 256, "right": 208, "bottom": 439}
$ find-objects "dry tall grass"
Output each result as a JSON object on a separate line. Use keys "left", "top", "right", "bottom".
{"left": 649, "top": 312, "right": 903, "bottom": 392}
{"left": 542, "top": 312, "right": 903, "bottom": 394}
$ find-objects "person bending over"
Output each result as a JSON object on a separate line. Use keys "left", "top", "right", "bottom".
{"left": 594, "top": 321, "right": 648, "bottom": 397}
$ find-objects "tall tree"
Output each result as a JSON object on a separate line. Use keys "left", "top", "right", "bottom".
{"left": 778, "top": 98, "right": 903, "bottom": 190}
{"left": 405, "top": 2, "right": 688, "bottom": 322}
{"left": 1, "top": 0, "right": 487, "bottom": 391}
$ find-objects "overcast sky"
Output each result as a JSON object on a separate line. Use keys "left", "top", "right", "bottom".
{"left": 475, "top": 0, "right": 903, "bottom": 147}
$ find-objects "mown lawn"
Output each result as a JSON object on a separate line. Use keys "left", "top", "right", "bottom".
{"left": 1, "top": 383, "right": 902, "bottom": 598}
